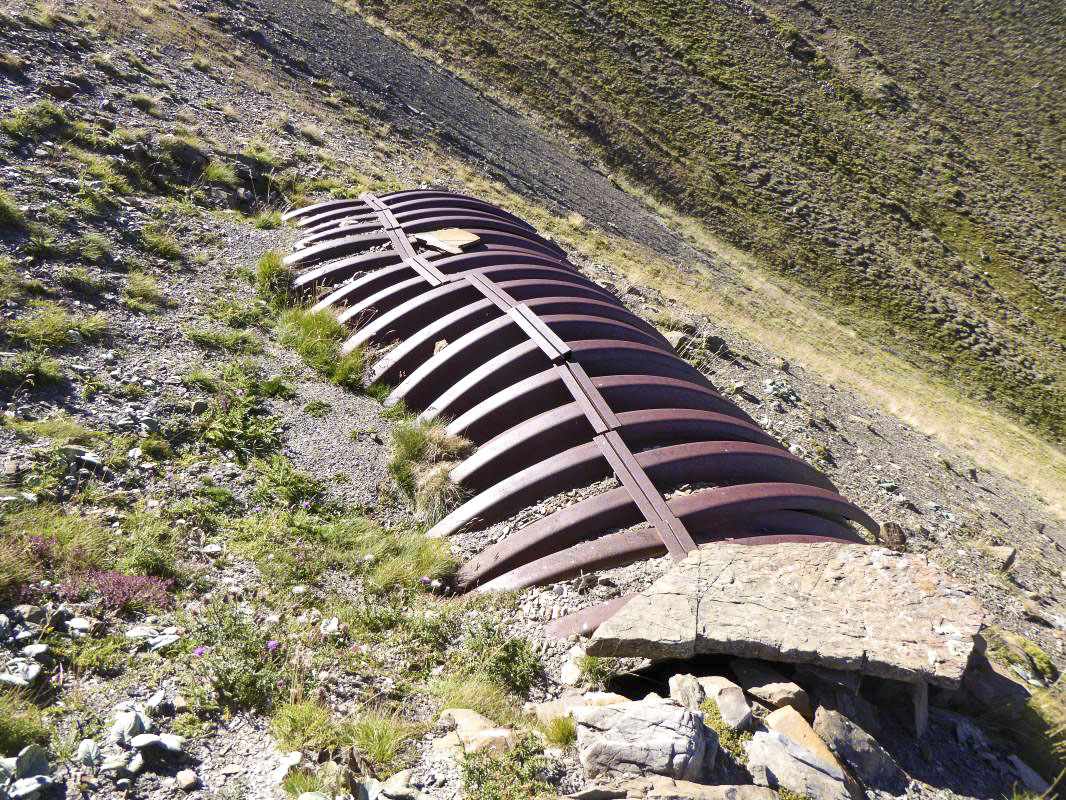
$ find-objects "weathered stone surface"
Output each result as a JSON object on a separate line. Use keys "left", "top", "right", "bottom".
{"left": 1005, "top": 755, "right": 1050, "bottom": 794}
{"left": 433, "top": 708, "right": 516, "bottom": 755}
{"left": 439, "top": 708, "right": 496, "bottom": 733}
{"left": 813, "top": 708, "right": 906, "bottom": 793}
{"left": 433, "top": 727, "right": 516, "bottom": 754}
{"left": 597, "top": 776, "right": 781, "bottom": 799}
{"left": 668, "top": 675, "right": 705, "bottom": 710}
{"left": 532, "top": 692, "right": 629, "bottom": 724}
{"left": 745, "top": 730, "right": 851, "bottom": 800}
{"left": 587, "top": 542, "right": 983, "bottom": 688}
{"left": 732, "top": 660, "right": 811, "bottom": 718}
{"left": 766, "top": 707, "right": 839, "bottom": 770}
{"left": 697, "top": 676, "right": 752, "bottom": 731}
{"left": 573, "top": 700, "right": 716, "bottom": 781}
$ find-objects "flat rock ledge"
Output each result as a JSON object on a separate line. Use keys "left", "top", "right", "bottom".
{"left": 586, "top": 542, "right": 984, "bottom": 688}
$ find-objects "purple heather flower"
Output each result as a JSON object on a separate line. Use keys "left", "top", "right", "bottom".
{"left": 166, "top": 471, "right": 174, "bottom": 480}
{"left": 267, "top": 640, "right": 279, "bottom": 652}
{"left": 277, "top": 678, "right": 287, "bottom": 686}
{"left": 420, "top": 576, "right": 431, "bottom": 584}
{"left": 236, "top": 389, "right": 244, "bottom": 397}
{"left": 301, "top": 500, "right": 311, "bottom": 509}
{"left": 193, "top": 646, "right": 205, "bottom": 656}
{"left": 252, "top": 505, "right": 261, "bottom": 513}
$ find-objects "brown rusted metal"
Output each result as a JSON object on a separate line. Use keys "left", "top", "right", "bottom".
{"left": 281, "top": 188, "right": 880, "bottom": 636}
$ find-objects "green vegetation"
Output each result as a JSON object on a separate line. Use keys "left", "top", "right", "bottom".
{"left": 254, "top": 251, "right": 294, "bottom": 308}
{"left": 186, "top": 600, "right": 290, "bottom": 712}
{"left": 57, "top": 267, "right": 108, "bottom": 295}
{"left": 196, "top": 369, "right": 282, "bottom": 462}
{"left": 700, "top": 698, "right": 752, "bottom": 763}
{"left": 77, "top": 232, "right": 112, "bottom": 263}
{"left": 184, "top": 326, "right": 262, "bottom": 354}
{"left": 209, "top": 298, "right": 268, "bottom": 329}
{"left": 458, "top": 620, "right": 540, "bottom": 694}
{"left": 429, "top": 674, "right": 521, "bottom": 728}
{"left": 252, "top": 210, "right": 282, "bottom": 229}
{"left": 277, "top": 308, "right": 364, "bottom": 389}
{"left": 130, "top": 93, "right": 161, "bottom": 117}
{"left": 116, "top": 513, "right": 180, "bottom": 580}
{"left": 0, "top": 351, "right": 63, "bottom": 390}
{"left": 5, "top": 301, "right": 107, "bottom": 348}
{"left": 202, "top": 160, "right": 238, "bottom": 188}
{"left": 0, "top": 506, "right": 108, "bottom": 601}
{"left": 141, "top": 224, "right": 183, "bottom": 260}
{"left": 122, "top": 272, "right": 168, "bottom": 313}
{"left": 0, "top": 187, "right": 26, "bottom": 230}
{"left": 386, "top": 418, "right": 471, "bottom": 521}
{"left": 0, "top": 692, "right": 49, "bottom": 755}
{"left": 49, "top": 634, "right": 128, "bottom": 677}
{"left": 542, "top": 715, "right": 576, "bottom": 747}
{"left": 298, "top": 122, "right": 325, "bottom": 145}
{"left": 461, "top": 735, "right": 553, "bottom": 800}
{"left": 302, "top": 399, "right": 331, "bottom": 418}
{"left": 1, "top": 99, "right": 67, "bottom": 141}
{"left": 575, "top": 655, "right": 621, "bottom": 688}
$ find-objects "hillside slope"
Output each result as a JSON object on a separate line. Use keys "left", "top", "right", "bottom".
{"left": 341, "top": 0, "right": 1066, "bottom": 444}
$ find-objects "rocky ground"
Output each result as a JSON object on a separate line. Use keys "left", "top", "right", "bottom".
{"left": 0, "top": 3, "right": 1063, "bottom": 800}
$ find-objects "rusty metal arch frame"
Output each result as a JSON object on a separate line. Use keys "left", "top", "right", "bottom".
{"left": 281, "top": 189, "right": 879, "bottom": 637}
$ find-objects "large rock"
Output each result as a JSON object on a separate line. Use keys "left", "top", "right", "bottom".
{"left": 532, "top": 692, "right": 629, "bottom": 724}
{"left": 731, "top": 660, "right": 810, "bottom": 718}
{"left": 813, "top": 708, "right": 906, "bottom": 793}
{"left": 668, "top": 675, "right": 705, "bottom": 710}
{"left": 587, "top": 542, "right": 983, "bottom": 688}
{"left": 745, "top": 730, "right": 852, "bottom": 800}
{"left": 433, "top": 708, "right": 516, "bottom": 755}
{"left": 573, "top": 700, "right": 716, "bottom": 781}
{"left": 698, "top": 676, "right": 752, "bottom": 731}
{"left": 765, "top": 707, "right": 840, "bottom": 771}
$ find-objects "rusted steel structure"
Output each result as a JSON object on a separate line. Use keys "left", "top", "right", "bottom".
{"left": 282, "top": 189, "right": 878, "bottom": 635}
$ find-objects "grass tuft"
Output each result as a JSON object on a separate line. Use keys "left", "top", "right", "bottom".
{"left": 0, "top": 188, "right": 26, "bottom": 230}
{"left": 122, "top": 272, "right": 168, "bottom": 313}
{"left": 141, "top": 225, "right": 183, "bottom": 261}
{"left": 1, "top": 99, "right": 67, "bottom": 141}
{"left": 185, "top": 326, "right": 262, "bottom": 354}
{"left": 252, "top": 210, "right": 282, "bottom": 230}
{"left": 0, "top": 692, "right": 49, "bottom": 755}
{"left": 5, "top": 301, "right": 107, "bottom": 348}
{"left": 0, "top": 351, "right": 63, "bottom": 390}
{"left": 542, "top": 715, "right": 577, "bottom": 747}
{"left": 277, "top": 308, "right": 364, "bottom": 389}
{"left": 57, "top": 267, "right": 108, "bottom": 295}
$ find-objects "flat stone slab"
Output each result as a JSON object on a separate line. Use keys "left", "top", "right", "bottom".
{"left": 586, "top": 542, "right": 983, "bottom": 688}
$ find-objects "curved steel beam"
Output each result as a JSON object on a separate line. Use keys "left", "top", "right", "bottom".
{"left": 455, "top": 482, "right": 876, "bottom": 589}
{"left": 447, "top": 368, "right": 752, "bottom": 445}
{"left": 353, "top": 268, "right": 620, "bottom": 352}
{"left": 453, "top": 405, "right": 781, "bottom": 492}
{"left": 427, "top": 441, "right": 837, "bottom": 541}
{"left": 476, "top": 518, "right": 864, "bottom": 592}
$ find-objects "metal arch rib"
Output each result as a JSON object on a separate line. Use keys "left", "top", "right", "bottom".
{"left": 352, "top": 268, "right": 620, "bottom": 351}
{"left": 426, "top": 441, "right": 841, "bottom": 541}
{"left": 454, "top": 482, "right": 876, "bottom": 589}
{"left": 452, "top": 405, "right": 782, "bottom": 492}
{"left": 475, "top": 520, "right": 864, "bottom": 593}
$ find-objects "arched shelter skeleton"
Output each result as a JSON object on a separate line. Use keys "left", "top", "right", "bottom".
{"left": 281, "top": 189, "right": 879, "bottom": 637}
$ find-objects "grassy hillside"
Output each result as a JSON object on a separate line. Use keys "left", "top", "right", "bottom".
{"left": 346, "top": 0, "right": 1066, "bottom": 443}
